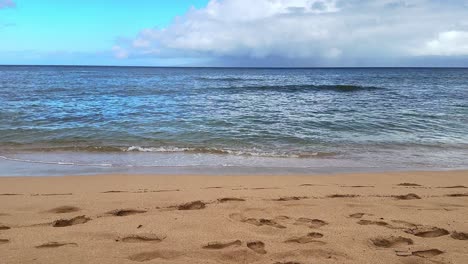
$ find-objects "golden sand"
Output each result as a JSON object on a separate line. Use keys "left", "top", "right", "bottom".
{"left": 0, "top": 170, "right": 467, "bottom": 263}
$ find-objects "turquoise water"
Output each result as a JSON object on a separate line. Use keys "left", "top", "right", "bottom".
{"left": 0, "top": 66, "right": 467, "bottom": 175}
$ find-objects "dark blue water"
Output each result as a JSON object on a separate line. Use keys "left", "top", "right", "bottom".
{"left": 0, "top": 66, "right": 467, "bottom": 175}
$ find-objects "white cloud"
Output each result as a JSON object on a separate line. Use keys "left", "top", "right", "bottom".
{"left": 112, "top": 45, "right": 129, "bottom": 59}
{"left": 415, "top": 31, "right": 468, "bottom": 56}
{"left": 0, "top": 0, "right": 15, "bottom": 9}
{"left": 114, "top": 0, "right": 468, "bottom": 64}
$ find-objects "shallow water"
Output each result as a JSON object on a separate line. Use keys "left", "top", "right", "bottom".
{"left": 0, "top": 66, "right": 467, "bottom": 175}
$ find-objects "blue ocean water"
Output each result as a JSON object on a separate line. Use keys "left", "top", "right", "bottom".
{"left": 0, "top": 66, "right": 467, "bottom": 175}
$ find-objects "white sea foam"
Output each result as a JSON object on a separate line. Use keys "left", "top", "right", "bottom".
{"left": 123, "top": 145, "right": 326, "bottom": 158}
{"left": 125, "top": 146, "right": 191, "bottom": 152}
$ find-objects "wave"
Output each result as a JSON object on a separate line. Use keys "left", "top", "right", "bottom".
{"left": 0, "top": 145, "right": 336, "bottom": 159}
{"left": 196, "top": 77, "right": 262, "bottom": 82}
{"left": 220, "top": 84, "right": 382, "bottom": 93}
{"left": 0, "top": 146, "right": 336, "bottom": 170}
{"left": 125, "top": 146, "right": 191, "bottom": 153}
{"left": 124, "top": 146, "right": 336, "bottom": 158}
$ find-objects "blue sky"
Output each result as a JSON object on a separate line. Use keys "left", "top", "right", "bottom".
{"left": 1, "top": 0, "right": 468, "bottom": 66}
{"left": 1, "top": 1, "right": 206, "bottom": 51}
{"left": 0, "top": 0, "right": 208, "bottom": 65}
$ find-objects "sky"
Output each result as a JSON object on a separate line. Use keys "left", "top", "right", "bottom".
{"left": 1, "top": 0, "right": 468, "bottom": 66}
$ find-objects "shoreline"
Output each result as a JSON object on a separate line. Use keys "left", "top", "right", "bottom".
{"left": 1, "top": 170, "right": 467, "bottom": 263}
{"left": 2, "top": 150, "right": 467, "bottom": 177}
{"left": 1, "top": 168, "right": 468, "bottom": 179}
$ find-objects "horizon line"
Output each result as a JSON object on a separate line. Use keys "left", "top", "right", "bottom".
{"left": 1, "top": 64, "right": 468, "bottom": 69}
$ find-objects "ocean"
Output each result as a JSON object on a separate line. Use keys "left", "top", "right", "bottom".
{"left": 0, "top": 66, "right": 467, "bottom": 175}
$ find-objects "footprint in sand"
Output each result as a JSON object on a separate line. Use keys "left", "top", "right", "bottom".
{"left": 439, "top": 185, "right": 467, "bottom": 189}
{"left": 244, "top": 218, "right": 286, "bottom": 229}
{"left": 299, "top": 183, "right": 325, "bottom": 187}
{"left": 133, "top": 189, "right": 180, "bottom": 193}
{"left": 451, "top": 231, "right": 468, "bottom": 240}
{"left": 52, "top": 215, "right": 90, "bottom": 227}
{"left": 47, "top": 206, "right": 81, "bottom": 214}
{"left": 446, "top": 193, "right": 468, "bottom": 197}
{"left": 107, "top": 209, "right": 147, "bottom": 216}
{"left": 229, "top": 213, "right": 245, "bottom": 221}
{"left": 357, "top": 219, "right": 390, "bottom": 227}
{"left": 273, "top": 196, "right": 308, "bottom": 201}
{"left": 32, "top": 193, "right": 73, "bottom": 196}
{"left": 405, "top": 226, "right": 449, "bottom": 238}
{"left": 294, "top": 218, "right": 328, "bottom": 228}
{"left": 0, "top": 239, "right": 9, "bottom": 244}
{"left": 340, "top": 185, "right": 375, "bottom": 188}
{"left": 0, "top": 225, "right": 10, "bottom": 230}
{"left": 247, "top": 241, "right": 267, "bottom": 254}
{"left": 203, "top": 240, "right": 242, "bottom": 249}
{"left": 371, "top": 236, "right": 413, "bottom": 248}
{"left": 285, "top": 232, "right": 325, "bottom": 244}
{"left": 128, "top": 250, "right": 181, "bottom": 262}
{"left": 349, "top": 213, "right": 367, "bottom": 219}
{"left": 393, "top": 193, "right": 421, "bottom": 200}
{"left": 218, "top": 197, "right": 245, "bottom": 203}
{"left": 327, "top": 194, "right": 359, "bottom": 198}
{"left": 102, "top": 190, "right": 127, "bottom": 193}
{"left": 229, "top": 213, "right": 287, "bottom": 229}
{"left": 120, "top": 234, "right": 166, "bottom": 243}
{"left": 231, "top": 187, "right": 248, "bottom": 191}
{"left": 152, "top": 189, "right": 180, "bottom": 193}
{"left": 35, "top": 242, "right": 78, "bottom": 248}
{"left": 397, "top": 183, "right": 422, "bottom": 187}
{"left": 177, "top": 201, "right": 206, "bottom": 210}
{"left": 412, "top": 249, "right": 444, "bottom": 258}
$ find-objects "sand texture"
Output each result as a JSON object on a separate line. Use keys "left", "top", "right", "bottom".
{"left": 0, "top": 170, "right": 467, "bottom": 264}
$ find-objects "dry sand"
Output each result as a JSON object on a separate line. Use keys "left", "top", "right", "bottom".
{"left": 0, "top": 170, "right": 467, "bottom": 264}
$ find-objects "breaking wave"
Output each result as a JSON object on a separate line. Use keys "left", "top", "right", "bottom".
{"left": 124, "top": 146, "right": 335, "bottom": 158}
{"left": 0, "top": 145, "right": 336, "bottom": 159}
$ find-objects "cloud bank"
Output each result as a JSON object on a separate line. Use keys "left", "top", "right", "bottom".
{"left": 0, "top": 0, "right": 15, "bottom": 9}
{"left": 116, "top": 0, "right": 468, "bottom": 66}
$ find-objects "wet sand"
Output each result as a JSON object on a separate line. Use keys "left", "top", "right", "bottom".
{"left": 0, "top": 170, "right": 467, "bottom": 264}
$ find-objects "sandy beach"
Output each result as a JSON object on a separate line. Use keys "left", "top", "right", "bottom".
{"left": 2, "top": 0, "right": 468, "bottom": 263}
{"left": 0, "top": 170, "right": 467, "bottom": 264}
